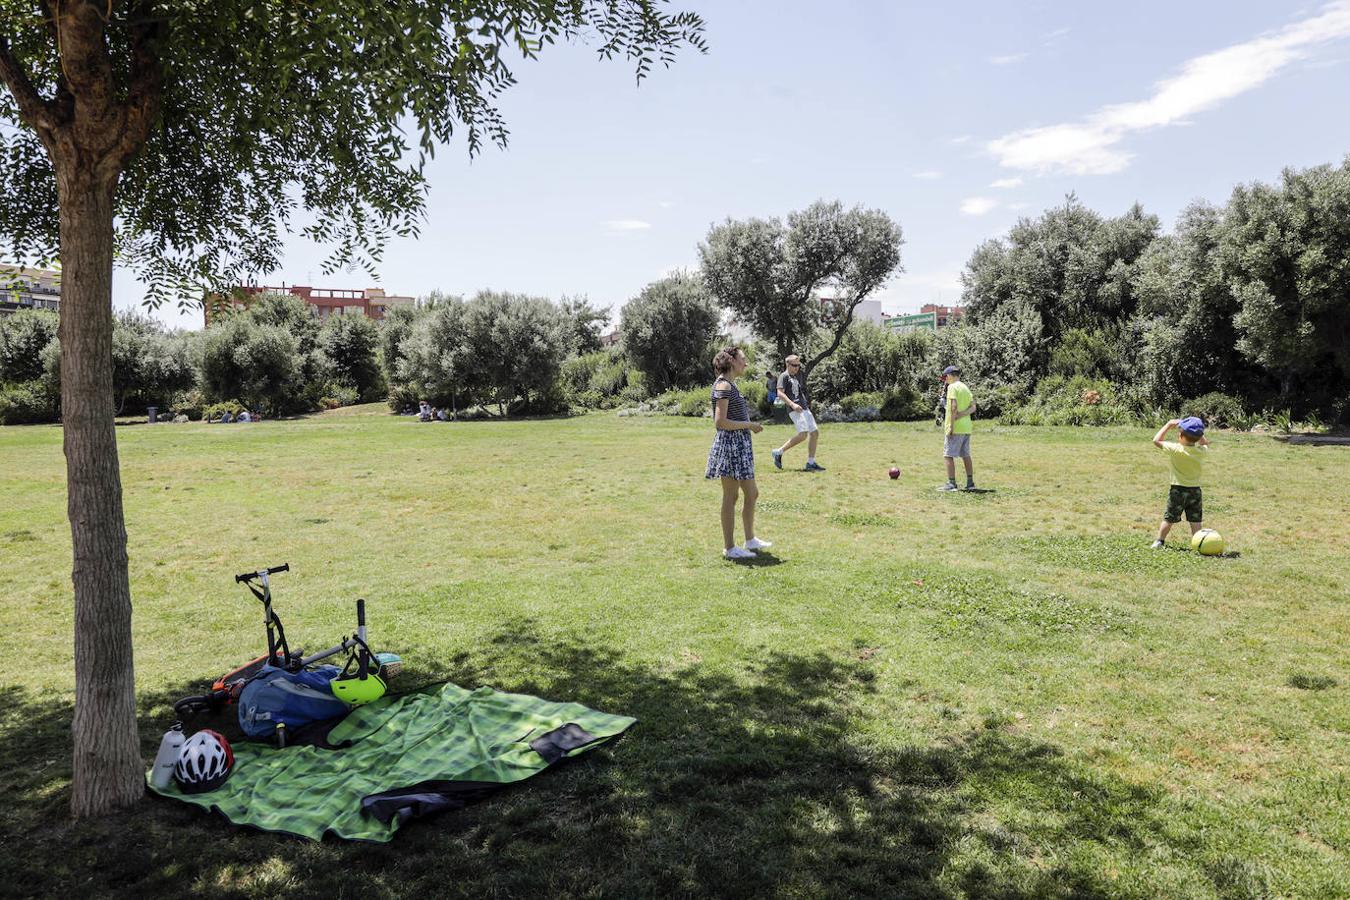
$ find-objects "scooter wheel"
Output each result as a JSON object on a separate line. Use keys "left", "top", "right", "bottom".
{"left": 173, "top": 690, "right": 229, "bottom": 718}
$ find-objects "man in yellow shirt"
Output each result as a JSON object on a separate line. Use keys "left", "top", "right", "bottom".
{"left": 1151, "top": 416, "right": 1210, "bottom": 548}
{"left": 940, "top": 365, "right": 976, "bottom": 491}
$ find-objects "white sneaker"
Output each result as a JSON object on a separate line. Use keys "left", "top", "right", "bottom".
{"left": 724, "top": 546, "right": 757, "bottom": 560}
{"left": 744, "top": 537, "right": 773, "bottom": 551}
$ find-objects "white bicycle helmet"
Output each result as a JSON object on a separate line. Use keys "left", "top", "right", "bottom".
{"left": 174, "top": 729, "right": 234, "bottom": 793}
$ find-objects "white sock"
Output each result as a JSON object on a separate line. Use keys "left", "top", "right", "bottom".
{"left": 807, "top": 457, "right": 816, "bottom": 465}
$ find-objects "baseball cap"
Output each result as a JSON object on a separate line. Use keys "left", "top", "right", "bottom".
{"left": 1179, "top": 416, "right": 1205, "bottom": 436}
{"left": 941, "top": 365, "right": 961, "bottom": 376}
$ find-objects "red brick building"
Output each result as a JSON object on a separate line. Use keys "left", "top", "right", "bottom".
{"left": 920, "top": 303, "right": 965, "bottom": 327}
{"left": 204, "top": 284, "right": 416, "bottom": 326}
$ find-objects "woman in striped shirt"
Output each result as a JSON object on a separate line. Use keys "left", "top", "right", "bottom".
{"left": 705, "top": 346, "right": 772, "bottom": 560}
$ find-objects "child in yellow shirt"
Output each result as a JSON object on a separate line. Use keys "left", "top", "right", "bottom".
{"left": 1151, "top": 416, "right": 1210, "bottom": 549}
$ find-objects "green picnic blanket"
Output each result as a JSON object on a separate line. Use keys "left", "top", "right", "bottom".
{"left": 149, "top": 681, "right": 636, "bottom": 841}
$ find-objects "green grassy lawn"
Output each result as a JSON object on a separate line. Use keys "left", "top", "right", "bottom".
{"left": 1, "top": 407, "right": 1346, "bottom": 898}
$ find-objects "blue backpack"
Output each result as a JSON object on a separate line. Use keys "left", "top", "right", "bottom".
{"left": 238, "top": 664, "right": 350, "bottom": 739}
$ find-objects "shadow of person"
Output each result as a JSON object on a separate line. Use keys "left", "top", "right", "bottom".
{"left": 727, "top": 551, "right": 784, "bottom": 567}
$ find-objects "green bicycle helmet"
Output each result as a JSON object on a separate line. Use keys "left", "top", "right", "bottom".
{"left": 331, "top": 641, "right": 387, "bottom": 706}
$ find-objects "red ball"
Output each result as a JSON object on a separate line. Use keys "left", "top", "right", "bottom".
{"left": 888, "top": 467, "right": 901, "bottom": 479}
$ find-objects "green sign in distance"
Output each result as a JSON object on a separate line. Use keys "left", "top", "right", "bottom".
{"left": 885, "top": 311, "right": 937, "bottom": 331}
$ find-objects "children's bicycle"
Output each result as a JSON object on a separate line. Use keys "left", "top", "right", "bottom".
{"left": 173, "top": 564, "right": 400, "bottom": 718}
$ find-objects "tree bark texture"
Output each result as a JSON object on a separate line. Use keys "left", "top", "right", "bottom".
{"left": 58, "top": 170, "right": 143, "bottom": 818}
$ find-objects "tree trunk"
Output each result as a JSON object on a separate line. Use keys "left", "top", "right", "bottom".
{"left": 58, "top": 171, "right": 143, "bottom": 818}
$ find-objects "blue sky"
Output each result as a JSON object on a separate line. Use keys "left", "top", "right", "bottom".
{"left": 122, "top": 0, "right": 1350, "bottom": 330}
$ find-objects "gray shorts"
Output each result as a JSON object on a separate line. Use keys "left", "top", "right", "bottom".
{"left": 943, "top": 433, "right": 971, "bottom": 458}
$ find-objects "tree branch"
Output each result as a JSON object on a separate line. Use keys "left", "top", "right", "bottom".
{"left": 53, "top": 0, "right": 117, "bottom": 124}
{"left": 805, "top": 292, "right": 860, "bottom": 374}
{"left": 115, "top": 0, "right": 162, "bottom": 166}
{"left": 0, "top": 34, "right": 57, "bottom": 135}
{"left": 40, "top": 0, "right": 75, "bottom": 124}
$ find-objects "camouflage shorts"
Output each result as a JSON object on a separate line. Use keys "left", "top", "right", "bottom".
{"left": 1163, "top": 485, "right": 1203, "bottom": 523}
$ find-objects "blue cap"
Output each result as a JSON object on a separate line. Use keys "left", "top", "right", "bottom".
{"left": 1179, "top": 416, "right": 1205, "bottom": 436}
{"left": 942, "top": 365, "right": 961, "bottom": 376}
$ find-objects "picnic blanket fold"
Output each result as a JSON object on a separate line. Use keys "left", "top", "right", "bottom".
{"left": 148, "top": 681, "right": 636, "bottom": 842}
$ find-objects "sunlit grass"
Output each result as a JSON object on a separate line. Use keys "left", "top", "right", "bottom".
{"left": 1, "top": 408, "right": 1346, "bottom": 896}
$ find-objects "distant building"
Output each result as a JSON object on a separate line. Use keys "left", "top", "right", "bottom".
{"left": 599, "top": 330, "right": 621, "bottom": 348}
{"left": 884, "top": 303, "right": 966, "bottom": 332}
{"left": 815, "top": 296, "right": 884, "bottom": 326}
{"left": 921, "top": 303, "right": 965, "bottom": 327}
{"left": 205, "top": 283, "right": 416, "bottom": 326}
{"left": 852, "top": 299, "right": 885, "bottom": 325}
{"left": 0, "top": 266, "right": 61, "bottom": 317}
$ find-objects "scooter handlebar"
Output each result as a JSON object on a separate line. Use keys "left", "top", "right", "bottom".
{"left": 235, "top": 563, "right": 290, "bottom": 583}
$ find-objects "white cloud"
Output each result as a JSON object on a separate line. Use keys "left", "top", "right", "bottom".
{"left": 960, "top": 197, "right": 999, "bottom": 216}
{"left": 658, "top": 200, "right": 677, "bottom": 209}
{"left": 1041, "top": 27, "right": 1071, "bottom": 45}
{"left": 949, "top": 135, "right": 972, "bottom": 145}
{"left": 911, "top": 170, "right": 943, "bottom": 180}
{"left": 604, "top": 219, "right": 652, "bottom": 232}
{"left": 989, "top": 53, "right": 1028, "bottom": 65}
{"left": 990, "top": 177, "right": 1024, "bottom": 189}
{"left": 989, "top": 2, "right": 1350, "bottom": 175}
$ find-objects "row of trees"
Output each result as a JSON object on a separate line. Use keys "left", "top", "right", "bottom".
{"left": 385, "top": 200, "right": 907, "bottom": 411}
{"left": 0, "top": 293, "right": 386, "bottom": 424}
{"left": 959, "top": 159, "right": 1350, "bottom": 420}
{"left": 10, "top": 163, "right": 1346, "bottom": 431}
{"left": 1, "top": 309, "right": 195, "bottom": 423}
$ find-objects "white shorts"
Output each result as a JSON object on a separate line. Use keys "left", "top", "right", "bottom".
{"left": 789, "top": 409, "right": 818, "bottom": 433}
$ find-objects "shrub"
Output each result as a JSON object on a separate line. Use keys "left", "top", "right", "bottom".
{"left": 739, "top": 380, "right": 767, "bottom": 415}
{"left": 675, "top": 387, "right": 711, "bottom": 417}
{"left": 386, "top": 382, "right": 420, "bottom": 414}
{"left": 560, "top": 349, "right": 636, "bottom": 409}
{"left": 616, "top": 372, "right": 649, "bottom": 408}
{"left": 999, "top": 376, "right": 1136, "bottom": 426}
{"left": 0, "top": 380, "right": 60, "bottom": 425}
{"left": 1186, "top": 391, "right": 1249, "bottom": 430}
{"left": 169, "top": 389, "right": 206, "bottom": 421}
{"left": 318, "top": 384, "right": 359, "bottom": 410}
{"left": 203, "top": 399, "right": 244, "bottom": 420}
{"left": 0, "top": 309, "right": 59, "bottom": 384}
{"left": 1048, "top": 328, "right": 1114, "bottom": 379}
{"left": 839, "top": 391, "right": 884, "bottom": 415}
{"left": 879, "top": 384, "right": 929, "bottom": 421}
{"left": 810, "top": 322, "right": 935, "bottom": 405}
{"left": 509, "top": 382, "right": 570, "bottom": 417}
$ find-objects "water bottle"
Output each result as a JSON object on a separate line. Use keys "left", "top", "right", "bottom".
{"left": 150, "top": 722, "right": 185, "bottom": 788}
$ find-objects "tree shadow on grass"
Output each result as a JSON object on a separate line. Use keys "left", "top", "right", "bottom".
{"left": 1, "top": 624, "right": 1263, "bottom": 898}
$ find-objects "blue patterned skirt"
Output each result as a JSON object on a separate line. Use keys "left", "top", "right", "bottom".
{"left": 705, "top": 428, "right": 755, "bottom": 480}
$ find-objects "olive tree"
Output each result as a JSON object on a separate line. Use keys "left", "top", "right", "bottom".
{"left": 699, "top": 200, "right": 903, "bottom": 373}
{"left": 1221, "top": 160, "right": 1350, "bottom": 403}
{"left": 0, "top": 0, "right": 704, "bottom": 816}
{"left": 620, "top": 273, "right": 721, "bottom": 392}
{"left": 961, "top": 196, "right": 1160, "bottom": 352}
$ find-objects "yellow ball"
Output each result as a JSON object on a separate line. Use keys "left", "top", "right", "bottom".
{"left": 1191, "top": 529, "right": 1224, "bottom": 556}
